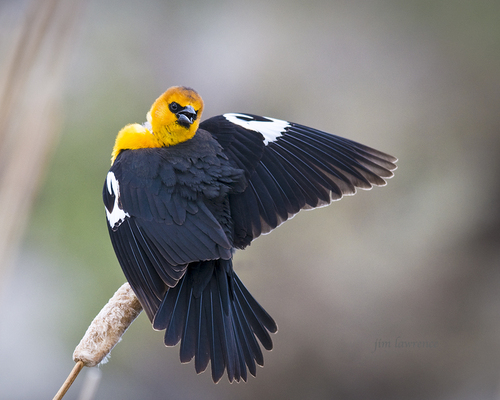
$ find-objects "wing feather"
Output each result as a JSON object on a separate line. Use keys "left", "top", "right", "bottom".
{"left": 104, "top": 142, "right": 242, "bottom": 319}
{"left": 200, "top": 114, "right": 397, "bottom": 248}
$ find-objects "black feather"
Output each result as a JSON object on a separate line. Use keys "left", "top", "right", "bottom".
{"left": 151, "top": 259, "right": 276, "bottom": 382}
{"left": 105, "top": 110, "right": 396, "bottom": 383}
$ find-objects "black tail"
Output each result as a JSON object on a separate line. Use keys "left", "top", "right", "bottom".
{"left": 152, "top": 259, "right": 278, "bottom": 383}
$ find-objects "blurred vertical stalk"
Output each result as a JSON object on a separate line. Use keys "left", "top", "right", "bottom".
{"left": 0, "top": 0, "right": 84, "bottom": 293}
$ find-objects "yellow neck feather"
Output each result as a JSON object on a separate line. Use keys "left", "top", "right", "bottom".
{"left": 111, "top": 123, "right": 161, "bottom": 164}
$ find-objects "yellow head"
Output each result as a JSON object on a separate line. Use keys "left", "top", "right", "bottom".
{"left": 111, "top": 86, "right": 204, "bottom": 163}
{"left": 147, "top": 86, "right": 204, "bottom": 146}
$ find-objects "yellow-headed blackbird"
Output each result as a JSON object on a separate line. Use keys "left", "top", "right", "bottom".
{"left": 103, "top": 86, "right": 397, "bottom": 382}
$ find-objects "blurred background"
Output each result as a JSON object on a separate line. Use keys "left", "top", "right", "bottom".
{"left": 1, "top": 0, "right": 499, "bottom": 399}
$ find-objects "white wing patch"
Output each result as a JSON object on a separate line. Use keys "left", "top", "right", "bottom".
{"left": 224, "top": 113, "right": 290, "bottom": 145}
{"left": 106, "top": 171, "right": 130, "bottom": 229}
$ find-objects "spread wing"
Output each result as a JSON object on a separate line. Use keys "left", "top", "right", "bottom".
{"left": 103, "top": 147, "right": 241, "bottom": 320}
{"left": 200, "top": 113, "right": 397, "bottom": 249}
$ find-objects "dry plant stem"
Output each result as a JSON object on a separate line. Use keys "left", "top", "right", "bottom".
{"left": 0, "top": 0, "right": 85, "bottom": 293}
{"left": 52, "top": 360, "right": 84, "bottom": 400}
{"left": 53, "top": 283, "right": 143, "bottom": 400}
{"left": 73, "top": 282, "right": 143, "bottom": 366}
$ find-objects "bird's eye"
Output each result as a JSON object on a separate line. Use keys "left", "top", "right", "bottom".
{"left": 169, "top": 102, "right": 180, "bottom": 113}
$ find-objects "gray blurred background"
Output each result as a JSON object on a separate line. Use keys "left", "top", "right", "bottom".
{"left": 1, "top": 0, "right": 499, "bottom": 399}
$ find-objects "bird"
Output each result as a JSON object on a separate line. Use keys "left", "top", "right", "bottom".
{"left": 103, "top": 86, "right": 397, "bottom": 383}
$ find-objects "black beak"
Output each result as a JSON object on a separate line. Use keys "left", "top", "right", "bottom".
{"left": 176, "top": 105, "right": 197, "bottom": 128}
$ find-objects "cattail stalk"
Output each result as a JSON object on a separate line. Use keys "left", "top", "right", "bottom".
{"left": 73, "top": 283, "right": 143, "bottom": 366}
{"left": 53, "top": 283, "right": 143, "bottom": 399}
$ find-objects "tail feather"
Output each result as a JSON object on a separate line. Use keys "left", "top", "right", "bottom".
{"left": 164, "top": 277, "right": 188, "bottom": 346}
{"left": 233, "top": 276, "right": 275, "bottom": 351}
{"left": 179, "top": 287, "right": 196, "bottom": 363}
{"left": 232, "top": 293, "right": 260, "bottom": 375}
{"left": 195, "top": 291, "right": 211, "bottom": 374}
{"left": 152, "top": 259, "right": 277, "bottom": 383}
